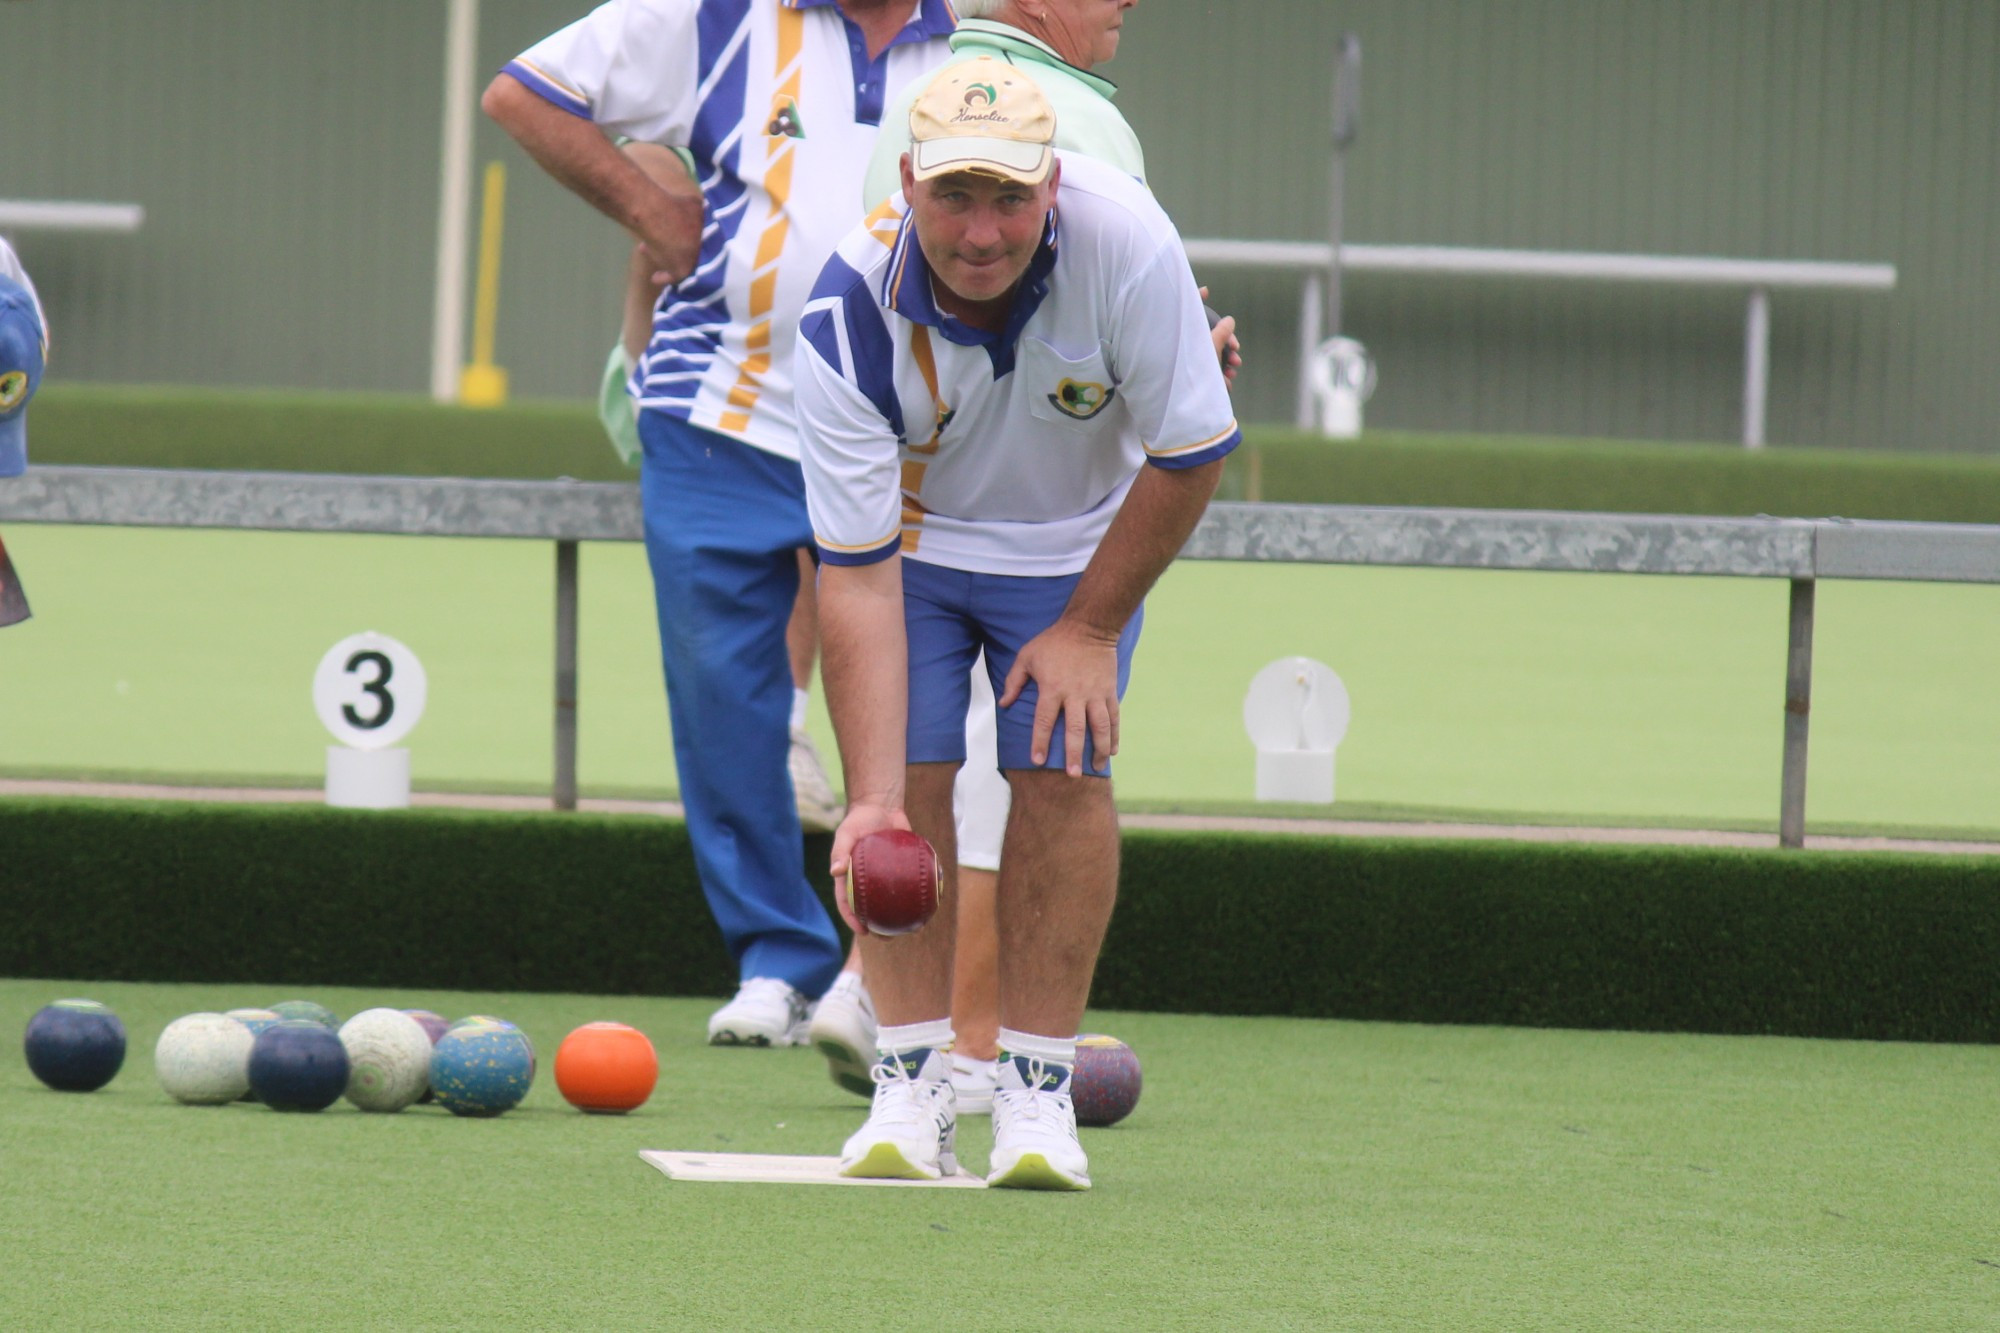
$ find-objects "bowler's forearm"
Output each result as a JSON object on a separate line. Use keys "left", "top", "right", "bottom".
{"left": 818, "top": 559, "right": 910, "bottom": 811}
{"left": 1061, "top": 459, "right": 1224, "bottom": 639}
{"left": 480, "top": 74, "right": 701, "bottom": 250}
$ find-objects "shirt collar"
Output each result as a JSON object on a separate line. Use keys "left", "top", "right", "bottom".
{"left": 787, "top": 0, "right": 959, "bottom": 43}
{"left": 882, "top": 208, "right": 1061, "bottom": 351}
{"left": 948, "top": 18, "right": 1120, "bottom": 99}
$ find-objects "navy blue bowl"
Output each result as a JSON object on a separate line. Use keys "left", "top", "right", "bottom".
{"left": 247, "top": 1020, "right": 351, "bottom": 1112}
{"left": 24, "top": 1000, "right": 127, "bottom": 1092}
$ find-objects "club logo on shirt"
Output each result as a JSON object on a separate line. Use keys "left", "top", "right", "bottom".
{"left": 768, "top": 99, "right": 805, "bottom": 140}
{"left": 1048, "top": 378, "right": 1116, "bottom": 420}
{"left": 0, "top": 371, "right": 25, "bottom": 412}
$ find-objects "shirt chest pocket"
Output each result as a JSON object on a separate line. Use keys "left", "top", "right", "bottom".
{"left": 1021, "top": 338, "right": 1121, "bottom": 430}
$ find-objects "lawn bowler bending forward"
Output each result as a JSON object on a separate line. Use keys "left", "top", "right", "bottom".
{"left": 484, "top": 0, "right": 957, "bottom": 1050}
{"left": 797, "top": 58, "right": 1238, "bottom": 1189}
{"left": 854, "top": 0, "right": 1241, "bottom": 1118}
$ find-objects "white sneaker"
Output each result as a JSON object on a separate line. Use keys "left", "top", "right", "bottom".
{"left": 707, "top": 977, "right": 812, "bottom": 1047}
{"left": 839, "top": 1048, "right": 958, "bottom": 1181}
{"left": 807, "top": 972, "right": 877, "bottom": 1098}
{"left": 987, "top": 1057, "right": 1090, "bottom": 1191}
{"left": 789, "top": 727, "right": 842, "bottom": 834}
{"left": 949, "top": 1053, "right": 998, "bottom": 1115}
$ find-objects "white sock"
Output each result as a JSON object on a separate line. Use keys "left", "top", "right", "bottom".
{"left": 877, "top": 1018, "right": 954, "bottom": 1063}
{"left": 789, "top": 688, "right": 809, "bottom": 731}
{"left": 997, "top": 1028, "right": 1076, "bottom": 1068}
{"left": 880, "top": 1012, "right": 956, "bottom": 1072}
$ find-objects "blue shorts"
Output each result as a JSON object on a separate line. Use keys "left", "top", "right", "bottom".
{"left": 902, "top": 558, "right": 1143, "bottom": 777}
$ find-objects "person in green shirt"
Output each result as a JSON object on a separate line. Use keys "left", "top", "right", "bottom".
{"left": 862, "top": 0, "right": 1146, "bottom": 202}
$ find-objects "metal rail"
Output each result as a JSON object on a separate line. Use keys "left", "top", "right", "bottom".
{"left": 1180, "top": 239, "right": 1897, "bottom": 449}
{"left": 8, "top": 465, "right": 1997, "bottom": 845}
{"left": 0, "top": 201, "right": 146, "bottom": 233}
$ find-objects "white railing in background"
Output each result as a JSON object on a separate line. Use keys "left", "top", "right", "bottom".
{"left": 1181, "top": 239, "right": 1897, "bottom": 449}
{"left": 0, "top": 201, "right": 145, "bottom": 233}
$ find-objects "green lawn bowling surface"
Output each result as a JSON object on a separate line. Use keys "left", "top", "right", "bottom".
{"left": 6, "top": 978, "right": 1998, "bottom": 1329}
{"left": 2, "top": 523, "right": 1998, "bottom": 837}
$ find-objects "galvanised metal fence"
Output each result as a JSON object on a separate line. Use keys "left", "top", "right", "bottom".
{"left": 7, "top": 464, "right": 1998, "bottom": 846}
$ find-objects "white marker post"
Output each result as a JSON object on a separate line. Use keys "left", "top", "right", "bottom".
{"left": 314, "top": 632, "right": 428, "bottom": 809}
{"left": 1243, "top": 657, "right": 1350, "bottom": 804}
{"left": 1310, "top": 336, "right": 1376, "bottom": 439}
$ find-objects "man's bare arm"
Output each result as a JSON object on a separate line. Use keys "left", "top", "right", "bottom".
{"left": 1067, "top": 457, "right": 1224, "bottom": 639}
{"left": 818, "top": 555, "right": 913, "bottom": 926}
{"left": 618, "top": 143, "right": 694, "bottom": 358}
{"left": 481, "top": 73, "right": 705, "bottom": 285}
{"left": 1001, "top": 458, "right": 1225, "bottom": 772}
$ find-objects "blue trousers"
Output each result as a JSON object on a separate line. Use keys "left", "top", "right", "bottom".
{"left": 638, "top": 409, "right": 844, "bottom": 997}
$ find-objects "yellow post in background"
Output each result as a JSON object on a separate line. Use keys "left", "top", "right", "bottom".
{"left": 458, "top": 161, "right": 510, "bottom": 407}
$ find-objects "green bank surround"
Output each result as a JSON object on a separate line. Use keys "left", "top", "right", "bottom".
{"left": 5, "top": 801, "right": 1994, "bottom": 1044}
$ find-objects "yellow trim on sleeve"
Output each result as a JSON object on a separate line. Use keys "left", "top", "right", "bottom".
{"left": 512, "top": 59, "right": 587, "bottom": 105}
{"left": 815, "top": 525, "right": 905, "bottom": 554}
{"left": 1145, "top": 420, "right": 1240, "bottom": 458}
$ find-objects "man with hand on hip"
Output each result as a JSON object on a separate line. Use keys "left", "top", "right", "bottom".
{"left": 486, "top": 0, "right": 958, "bottom": 1050}
{"left": 796, "top": 58, "right": 1237, "bottom": 1189}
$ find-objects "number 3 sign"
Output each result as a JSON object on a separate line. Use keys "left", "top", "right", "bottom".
{"left": 313, "top": 632, "right": 427, "bottom": 750}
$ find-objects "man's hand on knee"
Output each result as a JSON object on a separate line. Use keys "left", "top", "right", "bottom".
{"left": 999, "top": 619, "right": 1121, "bottom": 777}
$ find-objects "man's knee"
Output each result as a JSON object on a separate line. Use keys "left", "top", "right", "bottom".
{"left": 1004, "top": 768, "right": 1113, "bottom": 821}
{"left": 906, "top": 761, "right": 961, "bottom": 806}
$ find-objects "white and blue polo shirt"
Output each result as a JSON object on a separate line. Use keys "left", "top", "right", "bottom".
{"left": 795, "top": 153, "right": 1240, "bottom": 577}
{"left": 505, "top": 0, "right": 957, "bottom": 461}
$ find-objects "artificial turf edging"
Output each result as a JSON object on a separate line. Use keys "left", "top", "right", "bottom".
{"left": 4, "top": 799, "right": 1996, "bottom": 1044}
